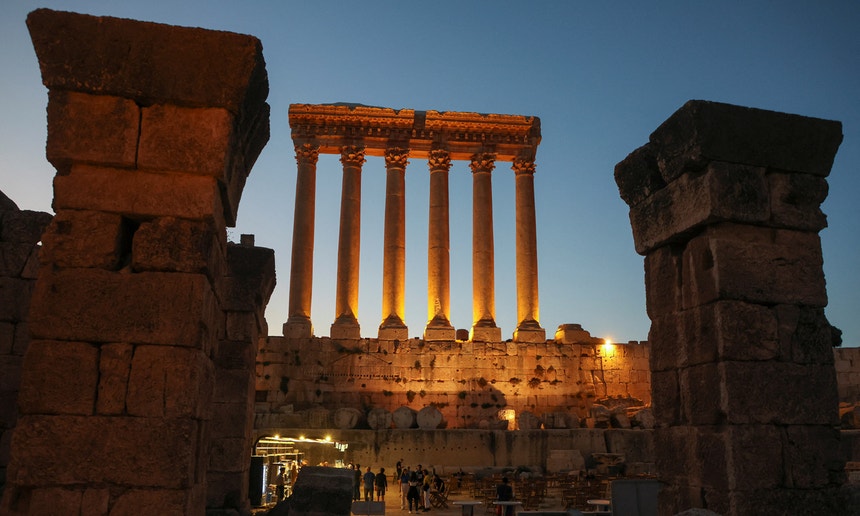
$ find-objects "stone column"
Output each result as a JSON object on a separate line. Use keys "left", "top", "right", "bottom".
{"left": 284, "top": 143, "right": 319, "bottom": 339}
{"left": 511, "top": 156, "right": 546, "bottom": 343}
{"left": 424, "top": 149, "right": 456, "bottom": 341}
{"left": 331, "top": 145, "right": 365, "bottom": 340}
{"left": 470, "top": 152, "right": 501, "bottom": 342}
{"left": 2, "top": 9, "right": 269, "bottom": 515}
{"left": 379, "top": 147, "right": 409, "bottom": 340}
{"left": 615, "top": 100, "right": 845, "bottom": 515}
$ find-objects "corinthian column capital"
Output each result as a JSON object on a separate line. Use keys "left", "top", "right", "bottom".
{"left": 384, "top": 147, "right": 410, "bottom": 169}
{"left": 511, "top": 156, "right": 536, "bottom": 175}
{"left": 340, "top": 145, "right": 366, "bottom": 167}
{"left": 470, "top": 152, "right": 497, "bottom": 173}
{"left": 428, "top": 149, "right": 452, "bottom": 172}
{"left": 294, "top": 143, "right": 320, "bottom": 165}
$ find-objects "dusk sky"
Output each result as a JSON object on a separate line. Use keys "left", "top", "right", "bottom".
{"left": 2, "top": 1, "right": 858, "bottom": 346}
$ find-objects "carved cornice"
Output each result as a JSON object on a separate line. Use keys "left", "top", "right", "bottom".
{"left": 470, "top": 152, "right": 497, "bottom": 174}
{"left": 384, "top": 147, "right": 410, "bottom": 169}
{"left": 511, "top": 156, "right": 537, "bottom": 176}
{"left": 427, "top": 149, "right": 452, "bottom": 172}
{"left": 289, "top": 103, "right": 540, "bottom": 162}
{"left": 294, "top": 143, "right": 320, "bottom": 165}
{"left": 340, "top": 145, "right": 366, "bottom": 167}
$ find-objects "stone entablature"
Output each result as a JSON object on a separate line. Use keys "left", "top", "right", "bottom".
{"left": 289, "top": 103, "right": 541, "bottom": 161}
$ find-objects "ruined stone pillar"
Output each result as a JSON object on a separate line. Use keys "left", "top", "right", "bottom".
{"left": 512, "top": 156, "right": 545, "bottom": 343}
{"left": 615, "top": 100, "right": 845, "bottom": 515}
{"left": 284, "top": 143, "right": 319, "bottom": 339}
{"left": 424, "top": 149, "right": 456, "bottom": 341}
{"left": 1, "top": 9, "right": 269, "bottom": 515}
{"left": 331, "top": 145, "right": 365, "bottom": 340}
{"left": 209, "top": 238, "right": 275, "bottom": 512}
{"left": 378, "top": 147, "right": 409, "bottom": 340}
{"left": 470, "top": 153, "right": 501, "bottom": 342}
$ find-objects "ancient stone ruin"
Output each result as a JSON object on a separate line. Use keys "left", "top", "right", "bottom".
{"left": 1, "top": 7, "right": 859, "bottom": 516}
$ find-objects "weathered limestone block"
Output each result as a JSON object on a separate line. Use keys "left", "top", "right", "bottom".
{"left": 17, "top": 340, "right": 98, "bottom": 416}
{"left": 393, "top": 406, "right": 417, "bottom": 429}
{"left": 767, "top": 171, "right": 829, "bottom": 231}
{"left": 287, "top": 466, "right": 353, "bottom": 516}
{"left": 216, "top": 337, "right": 256, "bottom": 371}
{"left": 643, "top": 244, "right": 683, "bottom": 319}
{"left": 108, "top": 488, "right": 193, "bottom": 516}
{"left": 610, "top": 408, "right": 631, "bottom": 429}
{"left": 39, "top": 210, "right": 124, "bottom": 270}
{"left": 127, "top": 345, "right": 214, "bottom": 419}
{"left": 29, "top": 268, "right": 218, "bottom": 348}
{"left": 54, "top": 165, "right": 224, "bottom": 223}
{"left": 27, "top": 8, "right": 271, "bottom": 225}
{"left": 416, "top": 405, "right": 444, "bottom": 430}
{"left": 97, "top": 343, "right": 133, "bottom": 415}
{"left": 0, "top": 242, "right": 36, "bottom": 277}
{"left": 681, "top": 223, "right": 827, "bottom": 309}
{"left": 0, "top": 209, "right": 52, "bottom": 244}
{"left": 306, "top": 406, "right": 331, "bottom": 429}
{"left": 591, "top": 405, "right": 611, "bottom": 429}
{"left": 517, "top": 410, "right": 541, "bottom": 430}
{"left": 211, "top": 401, "right": 253, "bottom": 438}
{"left": 132, "top": 217, "right": 224, "bottom": 277}
{"left": 220, "top": 244, "right": 276, "bottom": 312}
{"left": 0, "top": 277, "right": 34, "bottom": 323}
{"left": 334, "top": 407, "right": 363, "bottom": 429}
{"left": 647, "top": 100, "right": 843, "bottom": 181}
{"left": 542, "top": 411, "right": 576, "bottom": 429}
{"left": 6, "top": 415, "right": 200, "bottom": 488}
{"left": 631, "top": 407, "right": 655, "bottom": 429}
{"left": 208, "top": 437, "right": 247, "bottom": 472}
{"left": 774, "top": 305, "right": 837, "bottom": 365}
{"left": 367, "top": 408, "right": 392, "bottom": 430}
{"left": 46, "top": 90, "right": 139, "bottom": 173}
{"left": 625, "top": 161, "right": 770, "bottom": 254}
{"left": 213, "top": 368, "right": 253, "bottom": 405}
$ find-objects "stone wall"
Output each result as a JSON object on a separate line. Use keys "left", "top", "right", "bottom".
{"left": 0, "top": 192, "right": 51, "bottom": 500}
{"left": 255, "top": 336, "right": 651, "bottom": 431}
{"left": 836, "top": 347, "right": 860, "bottom": 403}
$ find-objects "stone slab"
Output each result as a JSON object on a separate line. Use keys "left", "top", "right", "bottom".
{"left": 17, "top": 340, "right": 99, "bottom": 416}
{"left": 39, "top": 210, "right": 124, "bottom": 270}
{"left": 127, "top": 345, "right": 214, "bottom": 419}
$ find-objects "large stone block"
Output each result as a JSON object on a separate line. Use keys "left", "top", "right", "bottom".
{"left": 643, "top": 243, "right": 683, "bottom": 319}
{"left": 46, "top": 90, "right": 139, "bottom": 174}
{"left": 222, "top": 243, "right": 277, "bottom": 310}
{"left": 39, "top": 210, "right": 124, "bottom": 270}
{"left": 782, "top": 424, "right": 844, "bottom": 489}
{"left": 0, "top": 242, "right": 35, "bottom": 277}
{"left": 0, "top": 277, "right": 34, "bottom": 323}
{"left": 614, "top": 143, "right": 666, "bottom": 208}
{"left": 17, "top": 340, "right": 98, "bottom": 415}
{"left": 649, "top": 370, "right": 680, "bottom": 427}
{"left": 54, "top": 165, "right": 225, "bottom": 224}
{"left": 287, "top": 466, "right": 354, "bottom": 516}
{"left": 767, "top": 170, "right": 829, "bottom": 231}
{"left": 132, "top": 216, "right": 225, "bottom": 277}
{"left": 109, "top": 488, "right": 191, "bottom": 515}
{"left": 7, "top": 415, "right": 199, "bottom": 488}
{"left": 96, "top": 343, "right": 134, "bottom": 415}
{"left": 27, "top": 9, "right": 268, "bottom": 114}
{"left": 627, "top": 161, "right": 770, "bottom": 254}
{"left": 681, "top": 223, "right": 827, "bottom": 309}
{"left": 213, "top": 368, "right": 253, "bottom": 405}
{"left": 30, "top": 268, "right": 218, "bottom": 348}
{"left": 0, "top": 355, "right": 23, "bottom": 393}
{"left": 679, "top": 363, "right": 724, "bottom": 426}
{"left": 0, "top": 209, "right": 52, "bottom": 245}
{"left": 774, "top": 305, "right": 837, "bottom": 365}
{"left": 208, "top": 437, "right": 246, "bottom": 472}
{"left": 127, "top": 345, "right": 214, "bottom": 419}
{"left": 721, "top": 361, "right": 838, "bottom": 426}
{"left": 138, "top": 104, "right": 234, "bottom": 178}
{"left": 648, "top": 100, "right": 843, "bottom": 181}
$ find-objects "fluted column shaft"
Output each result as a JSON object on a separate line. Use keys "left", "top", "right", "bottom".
{"left": 284, "top": 143, "right": 319, "bottom": 338}
{"left": 470, "top": 153, "right": 501, "bottom": 342}
{"left": 331, "top": 145, "right": 365, "bottom": 339}
{"left": 424, "top": 149, "right": 455, "bottom": 341}
{"left": 512, "top": 156, "right": 546, "bottom": 342}
{"left": 379, "top": 147, "right": 409, "bottom": 339}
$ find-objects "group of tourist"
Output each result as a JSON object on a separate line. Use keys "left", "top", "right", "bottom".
{"left": 395, "top": 459, "right": 446, "bottom": 513}
{"left": 349, "top": 463, "right": 389, "bottom": 502}
{"left": 274, "top": 463, "right": 300, "bottom": 502}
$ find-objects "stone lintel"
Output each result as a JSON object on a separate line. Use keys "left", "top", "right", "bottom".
{"left": 649, "top": 100, "right": 843, "bottom": 182}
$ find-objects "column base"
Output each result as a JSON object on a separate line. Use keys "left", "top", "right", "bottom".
{"left": 470, "top": 325, "right": 502, "bottom": 343}
{"left": 423, "top": 325, "right": 456, "bottom": 341}
{"left": 513, "top": 326, "right": 546, "bottom": 343}
{"left": 283, "top": 317, "right": 314, "bottom": 339}
{"left": 331, "top": 316, "right": 361, "bottom": 340}
{"left": 378, "top": 326, "right": 409, "bottom": 340}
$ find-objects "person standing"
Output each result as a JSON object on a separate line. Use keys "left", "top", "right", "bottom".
{"left": 422, "top": 469, "right": 433, "bottom": 511}
{"left": 400, "top": 466, "right": 411, "bottom": 509}
{"left": 407, "top": 470, "right": 421, "bottom": 513}
{"left": 496, "top": 477, "right": 514, "bottom": 516}
{"left": 375, "top": 467, "right": 388, "bottom": 501}
{"left": 363, "top": 466, "right": 376, "bottom": 502}
{"left": 275, "top": 466, "right": 286, "bottom": 502}
{"left": 353, "top": 464, "right": 362, "bottom": 501}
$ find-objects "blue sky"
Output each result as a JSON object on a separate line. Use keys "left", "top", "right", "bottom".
{"left": 2, "top": 1, "right": 858, "bottom": 346}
